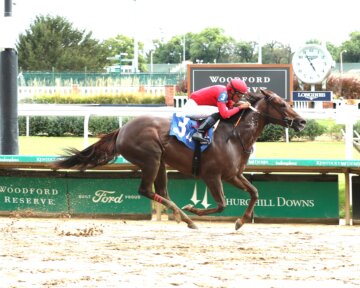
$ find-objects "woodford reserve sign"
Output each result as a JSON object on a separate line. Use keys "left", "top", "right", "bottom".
{"left": 187, "top": 64, "right": 293, "bottom": 100}
{"left": 0, "top": 176, "right": 68, "bottom": 213}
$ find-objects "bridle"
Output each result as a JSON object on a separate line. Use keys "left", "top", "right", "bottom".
{"left": 255, "top": 96, "right": 295, "bottom": 128}
{"left": 227, "top": 94, "right": 296, "bottom": 154}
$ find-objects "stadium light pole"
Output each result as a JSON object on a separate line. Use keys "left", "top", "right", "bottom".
{"left": 0, "top": 0, "right": 19, "bottom": 154}
{"left": 182, "top": 34, "right": 186, "bottom": 62}
{"left": 119, "top": 52, "right": 128, "bottom": 75}
{"left": 257, "top": 38, "right": 262, "bottom": 64}
{"left": 340, "top": 50, "right": 347, "bottom": 96}
{"left": 150, "top": 50, "right": 154, "bottom": 73}
{"left": 340, "top": 50, "right": 347, "bottom": 75}
{"left": 133, "top": 0, "right": 138, "bottom": 73}
{"left": 181, "top": 35, "right": 186, "bottom": 78}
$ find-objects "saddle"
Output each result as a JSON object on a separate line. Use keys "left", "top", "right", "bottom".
{"left": 169, "top": 113, "right": 214, "bottom": 176}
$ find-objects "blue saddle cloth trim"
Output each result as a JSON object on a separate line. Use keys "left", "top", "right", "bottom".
{"left": 169, "top": 113, "right": 213, "bottom": 152}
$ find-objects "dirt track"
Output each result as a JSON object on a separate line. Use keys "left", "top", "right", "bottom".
{"left": 1, "top": 217, "right": 360, "bottom": 288}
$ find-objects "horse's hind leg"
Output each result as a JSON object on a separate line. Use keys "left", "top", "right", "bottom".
{"left": 183, "top": 176, "right": 227, "bottom": 216}
{"left": 153, "top": 161, "right": 176, "bottom": 219}
{"left": 138, "top": 160, "right": 198, "bottom": 229}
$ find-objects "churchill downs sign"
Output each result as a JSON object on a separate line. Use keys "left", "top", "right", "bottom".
{"left": 187, "top": 64, "right": 292, "bottom": 100}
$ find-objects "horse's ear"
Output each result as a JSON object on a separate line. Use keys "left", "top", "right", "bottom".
{"left": 260, "top": 89, "right": 271, "bottom": 99}
{"left": 246, "top": 91, "right": 262, "bottom": 104}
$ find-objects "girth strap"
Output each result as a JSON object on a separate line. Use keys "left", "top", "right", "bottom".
{"left": 192, "top": 141, "right": 201, "bottom": 176}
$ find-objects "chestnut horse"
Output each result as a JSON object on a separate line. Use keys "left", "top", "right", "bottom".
{"left": 53, "top": 89, "right": 306, "bottom": 230}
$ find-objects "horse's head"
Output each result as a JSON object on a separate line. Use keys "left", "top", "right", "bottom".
{"left": 256, "top": 89, "right": 306, "bottom": 132}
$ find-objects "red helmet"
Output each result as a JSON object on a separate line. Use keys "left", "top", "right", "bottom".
{"left": 226, "top": 79, "right": 248, "bottom": 94}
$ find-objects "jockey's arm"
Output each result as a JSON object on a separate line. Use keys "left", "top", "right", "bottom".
{"left": 216, "top": 92, "right": 250, "bottom": 119}
{"left": 233, "top": 101, "right": 251, "bottom": 108}
{"left": 217, "top": 102, "right": 240, "bottom": 119}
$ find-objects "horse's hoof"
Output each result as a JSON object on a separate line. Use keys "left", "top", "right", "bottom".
{"left": 235, "top": 219, "right": 244, "bottom": 230}
{"left": 187, "top": 222, "right": 198, "bottom": 229}
{"left": 182, "top": 204, "right": 193, "bottom": 211}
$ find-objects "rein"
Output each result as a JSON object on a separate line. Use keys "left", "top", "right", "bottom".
{"left": 225, "top": 109, "right": 253, "bottom": 154}
{"left": 225, "top": 109, "right": 245, "bottom": 143}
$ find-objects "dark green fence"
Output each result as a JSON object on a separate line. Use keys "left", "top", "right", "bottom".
{"left": 1, "top": 156, "right": 359, "bottom": 223}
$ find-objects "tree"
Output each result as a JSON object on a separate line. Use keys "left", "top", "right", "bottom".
{"left": 149, "top": 28, "right": 296, "bottom": 65}
{"left": 189, "top": 27, "right": 234, "bottom": 63}
{"left": 341, "top": 31, "right": 360, "bottom": 62}
{"left": 16, "top": 15, "right": 108, "bottom": 71}
{"left": 326, "top": 42, "right": 339, "bottom": 61}
{"left": 230, "top": 41, "right": 257, "bottom": 63}
{"left": 151, "top": 33, "right": 192, "bottom": 64}
{"left": 103, "top": 35, "right": 147, "bottom": 72}
{"left": 261, "top": 41, "right": 292, "bottom": 64}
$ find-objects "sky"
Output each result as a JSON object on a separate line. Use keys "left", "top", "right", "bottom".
{"left": 1, "top": 0, "right": 359, "bottom": 51}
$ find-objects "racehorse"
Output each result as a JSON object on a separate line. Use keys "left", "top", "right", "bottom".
{"left": 52, "top": 89, "right": 306, "bottom": 230}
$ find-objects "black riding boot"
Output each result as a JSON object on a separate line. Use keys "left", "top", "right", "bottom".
{"left": 192, "top": 113, "right": 220, "bottom": 144}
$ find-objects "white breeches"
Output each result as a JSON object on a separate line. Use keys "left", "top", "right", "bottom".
{"left": 181, "top": 99, "right": 218, "bottom": 120}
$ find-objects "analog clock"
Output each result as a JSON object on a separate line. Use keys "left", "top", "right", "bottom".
{"left": 292, "top": 44, "right": 333, "bottom": 84}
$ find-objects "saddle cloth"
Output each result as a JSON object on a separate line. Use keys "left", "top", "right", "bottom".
{"left": 169, "top": 113, "right": 213, "bottom": 152}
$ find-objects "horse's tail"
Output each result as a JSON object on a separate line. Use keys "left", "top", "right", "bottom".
{"left": 52, "top": 129, "right": 120, "bottom": 171}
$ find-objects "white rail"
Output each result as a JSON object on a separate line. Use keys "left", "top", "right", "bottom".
{"left": 18, "top": 104, "right": 181, "bottom": 147}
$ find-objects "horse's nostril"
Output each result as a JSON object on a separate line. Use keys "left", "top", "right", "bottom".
{"left": 298, "top": 119, "right": 306, "bottom": 126}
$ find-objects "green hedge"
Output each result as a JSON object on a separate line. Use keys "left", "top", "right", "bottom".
{"left": 19, "top": 116, "right": 134, "bottom": 136}
{"left": 259, "top": 119, "right": 328, "bottom": 142}
{"left": 20, "top": 116, "right": 337, "bottom": 141}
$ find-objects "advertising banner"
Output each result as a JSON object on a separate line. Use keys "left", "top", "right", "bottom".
{"left": 67, "top": 174, "right": 151, "bottom": 217}
{"left": 252, "top": 174, "right": 338, "bottom": 220}
{"left": 0, "top": 176, "right": 68, "bottom": 213}
{"left": 167, "top": 173, "right": 338, "bottom": 222}
{"left": 167, "top": 173, "right": 249, "bottom": 217}
{"left": 292, "top": 91, "right": 333, "bottom": 101}
{"left": 187, "top": 64, "right": 292, "bottom": 100}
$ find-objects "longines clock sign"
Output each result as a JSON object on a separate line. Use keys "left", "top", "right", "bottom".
{"left": 187, "top": 64, "right": 293, "bottom": 100}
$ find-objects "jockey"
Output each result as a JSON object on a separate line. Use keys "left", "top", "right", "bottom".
{"left": 183, "top": 79, "right": 251, "bottom": 144}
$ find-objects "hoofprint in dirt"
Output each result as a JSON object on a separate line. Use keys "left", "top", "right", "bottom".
{"left": 0, "top": 217, "right": 359, "bottom": 288}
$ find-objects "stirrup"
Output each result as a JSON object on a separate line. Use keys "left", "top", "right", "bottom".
{"left": 192, "top": 132, "right": 210, "bottom": 145}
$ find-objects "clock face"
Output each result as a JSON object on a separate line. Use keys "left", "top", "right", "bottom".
{"left": 292, "top": 44, "right": 333, "bottom": 84}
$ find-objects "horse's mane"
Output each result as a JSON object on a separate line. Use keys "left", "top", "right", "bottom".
{"left": 245, "top": 91, "right": 263, "bottom": 105}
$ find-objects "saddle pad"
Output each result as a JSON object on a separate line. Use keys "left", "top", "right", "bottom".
{"left": 169, "top": 113, "right": 213, "bottom": 152}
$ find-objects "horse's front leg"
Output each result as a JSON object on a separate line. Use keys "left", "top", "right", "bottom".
{"left": 183, "top": 176, "right": 226, "bottom": 216}
{"left": 227, "top": 174, "right": 258, "bottom": 230}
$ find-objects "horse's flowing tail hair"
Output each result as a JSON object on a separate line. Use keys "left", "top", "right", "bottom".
{"left": 52, "top": 129, "right": 120, "bottom": 171}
